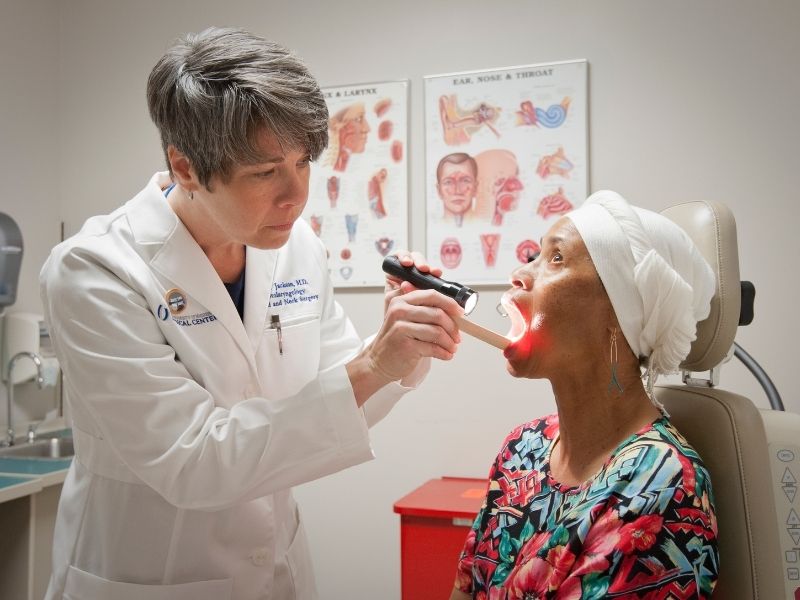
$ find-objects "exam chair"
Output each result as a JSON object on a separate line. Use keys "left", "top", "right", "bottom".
{"left": 656, "top": 202, "right": 800, "bottom": 599}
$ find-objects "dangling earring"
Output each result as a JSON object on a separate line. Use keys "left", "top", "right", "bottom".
{"left": 608, "top": 328, "right": 624, "bottom": 395}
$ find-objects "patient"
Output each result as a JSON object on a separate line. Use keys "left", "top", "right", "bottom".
{"left": 451, "top": 191, "right": 719, "bottom": 599}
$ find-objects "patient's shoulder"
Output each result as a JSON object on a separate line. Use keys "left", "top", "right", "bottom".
{"left": 504, "top": 414, "right": 559, "bottom": 447}
{"left": 492, "top": 414, "right": 560, "bottom": 470}
{"left": 608, "top": 417, "right": 714, "bottom": 504}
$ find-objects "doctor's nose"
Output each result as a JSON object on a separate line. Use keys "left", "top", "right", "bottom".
{"left": 276, "top": 172, "right": 308, "bottom": 208}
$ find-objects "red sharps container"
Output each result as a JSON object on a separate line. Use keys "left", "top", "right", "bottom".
{"left": 393, "top": 477, "right": 486, "bottom": 600}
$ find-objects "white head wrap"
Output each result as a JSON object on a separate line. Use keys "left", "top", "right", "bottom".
{"left": 566, "top": 190, "right": 716, "bottom": 396}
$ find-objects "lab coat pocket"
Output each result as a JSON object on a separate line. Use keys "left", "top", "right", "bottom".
{"left": 259, "top": 314, "right": 321, "bottom": 400}
{"left": 287, "top": 519, "right": 318, "bottom": 600}
{"left": 63, "top": 565, "right": 233, "bottom": 600}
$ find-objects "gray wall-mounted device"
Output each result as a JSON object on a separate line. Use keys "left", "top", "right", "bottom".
{"left": 0, "top": 212, "right": 23, "bottom": 310}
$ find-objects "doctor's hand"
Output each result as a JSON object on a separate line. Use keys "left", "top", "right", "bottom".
{"left": 383, "top": 250, "right": 443, "bottom": 314}
{"left": 347, "top": 285, "right": 462, "bottom": 406}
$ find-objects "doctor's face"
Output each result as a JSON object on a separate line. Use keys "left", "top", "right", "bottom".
{"left": 198, "top": 129, "right": 311, "bottom": 250}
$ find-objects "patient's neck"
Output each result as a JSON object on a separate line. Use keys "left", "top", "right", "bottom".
{"left": 548, "top": 361, "right": 661, "bottom": 488}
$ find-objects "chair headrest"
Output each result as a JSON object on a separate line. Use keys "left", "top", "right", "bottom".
{"left": 660, "top": 201, "right": 741, "bottom": 372}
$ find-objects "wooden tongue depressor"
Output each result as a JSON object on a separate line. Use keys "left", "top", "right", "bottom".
{"left": 456, "top": 316, "right": 510, "bottom": 350}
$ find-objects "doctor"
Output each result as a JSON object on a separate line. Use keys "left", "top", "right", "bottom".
{"left": 40, "top": 27, "right": 462, "bottom": 600}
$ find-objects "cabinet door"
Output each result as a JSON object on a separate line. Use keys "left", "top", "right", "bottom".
{"left": 0, "top": 495, "right": 32, "bottom": 600}
{"left": 31, "top": 484, "right": 62, "bottom": 600}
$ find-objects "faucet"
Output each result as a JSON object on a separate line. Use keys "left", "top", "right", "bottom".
{"left": 4, "top": 352, "right": 44, "bottom": 446}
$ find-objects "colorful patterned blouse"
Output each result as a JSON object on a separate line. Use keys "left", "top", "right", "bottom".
{"left": 455, "top": 414, "right": 718, "bottom": 599}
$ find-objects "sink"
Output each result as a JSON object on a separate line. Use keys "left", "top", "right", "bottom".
{"left": 0, "top": 437, "right": 74, "bottom": 459}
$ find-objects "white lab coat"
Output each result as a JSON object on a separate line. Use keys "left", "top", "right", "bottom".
{"left": 40, "top": 172, "right": 423, "bottom": 600}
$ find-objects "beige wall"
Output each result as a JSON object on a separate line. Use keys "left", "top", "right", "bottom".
{"left": 0, "top": 0, "right": 60, "bottom": 426}
{"left": 1, "top": 0, "right": 798, "bottom": 596}
{"left": 0, "top": 0, "right": 59, "bottom": 311}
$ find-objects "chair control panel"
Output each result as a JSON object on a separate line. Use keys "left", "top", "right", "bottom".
{"left": 763, "top": 410, "right": 800, "bottom": 600}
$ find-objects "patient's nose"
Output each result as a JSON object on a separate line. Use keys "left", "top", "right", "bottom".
{"left": 510, "top": 266, "right": 533, "bottom": 290}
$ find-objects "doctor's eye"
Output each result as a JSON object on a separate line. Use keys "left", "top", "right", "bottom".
{"left": 297, "top": 155, "right": 312, "bottom": 168}
{"left": 255, "top": 169, "right": 276, "bottom": 179}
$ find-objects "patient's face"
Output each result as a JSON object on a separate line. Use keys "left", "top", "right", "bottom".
{"left": 501, "top": 218, "right": 613, "bottom": 379}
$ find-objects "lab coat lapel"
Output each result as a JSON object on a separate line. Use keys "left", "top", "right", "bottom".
{"left": 243, "top": 246, "right": 278, "bottom": 353}
{"left": 151, "top": 221, "right": 258, "bottom": 374}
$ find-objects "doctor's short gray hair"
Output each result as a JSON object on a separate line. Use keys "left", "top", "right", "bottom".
{"left": 147, "top": 27, "right": 328, "bottom": 188}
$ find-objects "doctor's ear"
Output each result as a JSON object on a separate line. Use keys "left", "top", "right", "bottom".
{"left": 167, "top": 145, "right": 200, "bottom": 193}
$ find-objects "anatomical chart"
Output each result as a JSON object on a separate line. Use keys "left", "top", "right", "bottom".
{"left": 424, "top": 60, "right": 587, "bottom": 284}
{"left": 303, "top": 80, "right": 409, "bottom": 287}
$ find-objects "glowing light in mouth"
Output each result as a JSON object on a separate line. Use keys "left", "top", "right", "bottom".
{"left": 498, "top": 295, "right": 550, "bottom": 362}
{"left": 499, "top": 293, "right": 527, "bottom": 342}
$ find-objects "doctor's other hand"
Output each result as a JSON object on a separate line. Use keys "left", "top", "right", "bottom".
{"left": 347, "top": 287, "right": 463, "bottom": 406}
{"left": 383, "top": 250, "right": 443, "bottom": 313}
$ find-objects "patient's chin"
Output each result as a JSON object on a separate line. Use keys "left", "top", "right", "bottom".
{"left": 506, "top": 361, "right": 524, "bottom": 378}
{"left": 503, "top": 315, "right": 550, "bottom": 378}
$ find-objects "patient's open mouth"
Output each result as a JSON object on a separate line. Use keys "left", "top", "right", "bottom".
{"left": 498, "top": 293, "right": 550, "bottom": 363}
{"left": 500, "top": 293, "right": 527, "bottom": 341}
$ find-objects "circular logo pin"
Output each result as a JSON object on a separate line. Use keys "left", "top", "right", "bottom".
{"left": 165, "top": 288, "right": 187, "bottom": 314}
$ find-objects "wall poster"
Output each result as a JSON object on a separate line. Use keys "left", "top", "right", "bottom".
{"left": 303, "top": 80, "right": 409, "bottom": 287}
{"left": 424, "top": 60, "right": 588, "bottom": 284}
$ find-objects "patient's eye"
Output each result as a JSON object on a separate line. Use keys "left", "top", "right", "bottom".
{"left": 551, "top": 252, "right": 563, "bottom": 263}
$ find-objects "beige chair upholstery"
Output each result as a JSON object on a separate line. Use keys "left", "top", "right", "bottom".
{"left": 656, "top": 202, "right": 784, "bottom": 599}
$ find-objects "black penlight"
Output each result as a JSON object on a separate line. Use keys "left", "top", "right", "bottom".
{"left": 381, "top": 255, "right": 479, "bottom": 315}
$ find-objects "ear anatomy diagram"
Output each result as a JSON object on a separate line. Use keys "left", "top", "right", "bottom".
{"left": 424, "top": 61, "right": 587, "bottom": 285}
{"left": 537, "top": 187, "right": 573, "bottom": 219}
{"left": 368, "top": 169, "right": 388, "bottom": 219}
{"left": 439, "top": 94, "right": 501, "bottom": 146}
{"left": 515, "top": 97, "right": 570, "bottom": 128}
{"left": 480, "top": 233, "right": 501, "bottom": 267}
{"left": 536, "top": 147, "right": 573, "bottom": 179}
